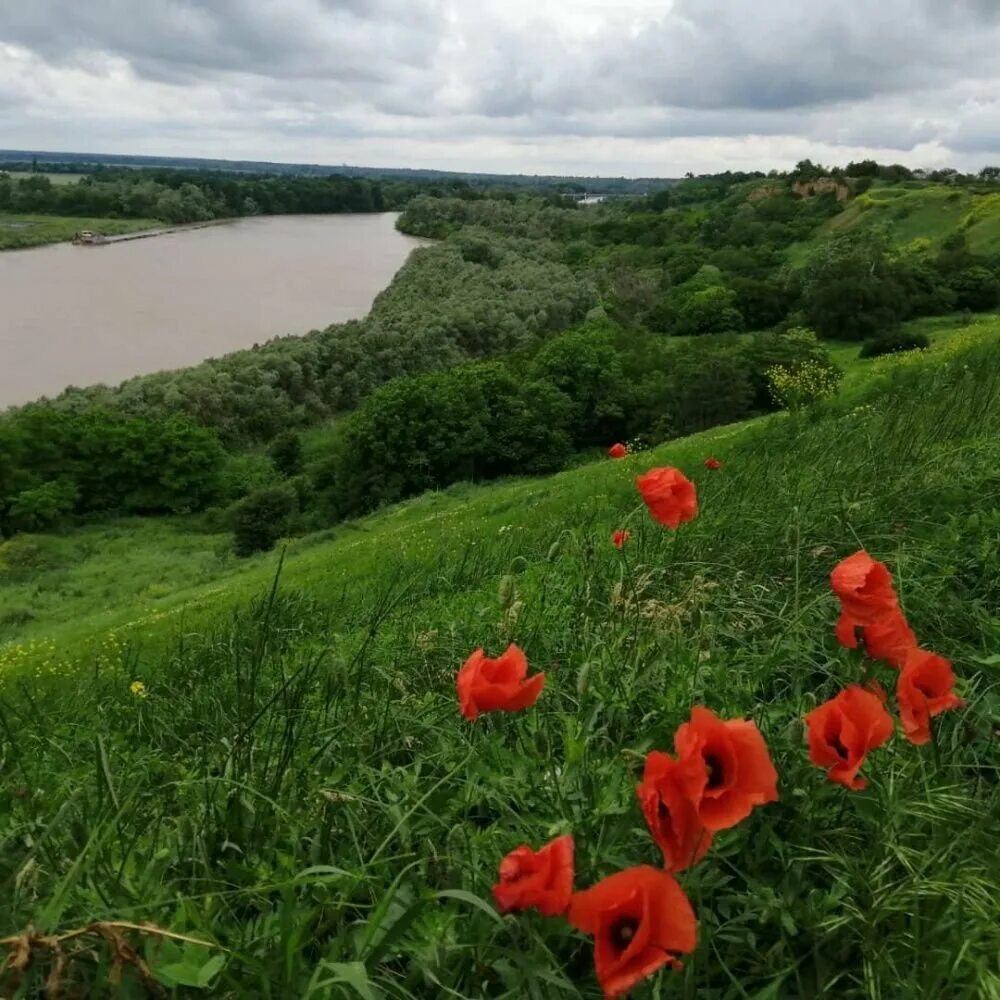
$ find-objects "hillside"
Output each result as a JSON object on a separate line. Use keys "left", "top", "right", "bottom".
{"left": 1, "top": 323, "right": 998, "bottom": 996}
{"left": 788, "top": 182, "right": 1000, "bottom": 262}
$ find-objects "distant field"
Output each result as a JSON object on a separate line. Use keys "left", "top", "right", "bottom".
{"left": 0, "top": 213, "right": 160, "bottom": 250}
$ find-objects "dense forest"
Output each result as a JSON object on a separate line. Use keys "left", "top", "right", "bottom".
{"left": 2, "top": 161, "right": 1000, "bottom": 549}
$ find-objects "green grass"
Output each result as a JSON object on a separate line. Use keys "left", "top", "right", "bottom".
{"left": 1, "top": 330, "right": 998, "bottom": 996}
{"left": 0, "top": 214, "right": 160, "bottom": 250}
{"left": 5, "top": 315, "right": 995, "bottom": 667}
{"left": 785, "top": 184, "right": 1000, "bottom": 264}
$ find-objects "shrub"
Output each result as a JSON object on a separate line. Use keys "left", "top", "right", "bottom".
{"left": 949, "top": 266, "right": 1000, "bottom": 311}
{"left": 859, "top": 331, "right": 931, "bottom": 359}
{"left": 232, "top": 485, "right": 299, "bottom": 557}
{"left": 766, "top": 359, "right": 844, "bottom": 410}
{"left": 6, "top": 481, "right": 78, "bottom": 533}
{"left": 218, "top": 454, "right": 283, "bottom": 503}
{"left": 742, "top": 328, "right": 837, "bottom": 410}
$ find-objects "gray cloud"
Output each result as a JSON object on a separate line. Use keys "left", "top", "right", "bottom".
{"left": 0, "top": 0, "right": 998, "bottom": 174}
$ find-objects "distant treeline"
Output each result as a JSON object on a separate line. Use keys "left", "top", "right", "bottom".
{"left": 0, "top": 149, "right": 678, "bottom": 195}
{"left": 0, "top": 168, "right": 478, "bottom": 223}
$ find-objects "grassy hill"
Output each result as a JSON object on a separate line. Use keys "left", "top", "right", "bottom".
{"left": 787, "top": 182, "right": 1000, "bottom": 264}
{"left": 1, "top": 320, "right": 998, "bottom": 996}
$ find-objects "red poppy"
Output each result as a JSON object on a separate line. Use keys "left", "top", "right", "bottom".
{"left": 636, "top": 751, "right": 714, "bottom": 871}
{"left": 804, "top": 685, "right": 894, "bottom": 790}
{"left": 568, "top": 866, "right": 697, "bottom": 999}
{"left": 492, "top": 834, "right": 574, "bottom": 917}
{"left": 635, "top": 467, "right": 698, "bottom": 530}
{"left": 672, "top": 706, "right": 778, "bottom": 830}
{"left": 456, "top": 644, "right": 545, "bottom": 721}
{"left": 704, "top": 457, "right": 722, "bottom": 471}
{"left": 897, "top": 649, "right": 964, "bottom": 745}
{"left": 608, "top": 442, "right": 628, "bottom": 459}
{"left": 846, "top": 607, "right": 917, "bottom": 668}
{"left": 830, "top": 550, "right": 898, "bottom": 623}
{"left": 611, "top": 529, "right": 631, "bottom": 549}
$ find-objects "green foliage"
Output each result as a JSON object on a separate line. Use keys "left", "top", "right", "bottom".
{"left": 1, "top": 338, "right": 998, "bottom": 996}
{"left": 742, "top": 327, "right": 838, "bottom": 409}
{"left": 948, "top": 265, "right": 1000, "bottom": 311}
{"left": 859, "top": 331, "right": 931, "bottom": 359}
{"left": 268, "top": 431, "right": 304, "bottom": 477}
{"left": 6, "top": 480, "right": 78, "bottom": 533}
{"left": 0, "top": 408, "right": 224, "bottom": 535}
{"left": 767, "top": 358, "right": 844, "bottom": 410}
{"left": 527, "top": 325, "right": 628, "bottom": 445}
{"left": 801, "top": 233, "right": 908, "bottom": 339}
{"left": 327, "top": 362, "right": 573, "bottom": 516}
{"left": 232, "top": 484, "right": 299, "bottom": 556}
{"left": 218, "top": 453, "right": 284, "bottom": 504}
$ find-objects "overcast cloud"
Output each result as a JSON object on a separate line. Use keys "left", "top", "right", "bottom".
{"left": 1, "top": 0, "right": 998, "bottom": 176}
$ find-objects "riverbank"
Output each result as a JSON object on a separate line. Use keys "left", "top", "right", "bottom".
{"left": 76, "top": 218, "right": 235, "bottom": 246}
{"left": 0, "top": 214, "right": 160, "bottom": 251}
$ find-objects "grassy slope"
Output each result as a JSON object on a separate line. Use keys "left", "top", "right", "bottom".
{"left": 2, "top": 315, "right": 995, "bottom": 664}
{"left": 0, "top": 214, "right": 160, "bottom": 250}
{"left": 786, "top": 183, "right": 1000, "bottom": 264}
{"left": 0, "top": 329, "right": 998, "bottom": 996}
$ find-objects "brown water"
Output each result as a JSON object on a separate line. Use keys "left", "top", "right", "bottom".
{"left": 0, "top": 213, "right": 424, "bottom": 409}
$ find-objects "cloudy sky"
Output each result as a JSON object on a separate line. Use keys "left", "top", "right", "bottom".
{"left": 2, "top": 0, "right": 999, "bottom": 177}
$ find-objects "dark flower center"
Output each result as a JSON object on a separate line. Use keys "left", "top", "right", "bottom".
{"left": 610, "top": 916, "right": 640, "bottom": 953}
{"left": 704, "top": 753, "right": 725, "bottom": 790}
{"left": 830, "top": 732, "right": 850, "bottom": 760}
{"left": 657, "top": 798, "right": 671, "bottom": 823}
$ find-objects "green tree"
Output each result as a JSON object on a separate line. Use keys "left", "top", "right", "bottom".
{"left": 232, "top": 485, "right": 298, "bottom": 557}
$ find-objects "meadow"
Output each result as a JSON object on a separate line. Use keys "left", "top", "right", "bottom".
{"left": 0, "top": 328, "right": 997, "bottom": 996}
{"left": 0, "top": 214, "right": 159, "bottom": 250}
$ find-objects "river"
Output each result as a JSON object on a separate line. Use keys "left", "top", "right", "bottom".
{"left": 0, "top": 213, "right": 424, "bottom": 409}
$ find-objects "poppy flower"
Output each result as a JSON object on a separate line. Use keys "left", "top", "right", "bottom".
{"left": 830, "top": 550, "right": 898, "bottom": 623}
{"left": 635, "top": 467, "right": 698, "bottom": 530}
{"left": 608, "top": 443, "right": 628, "bottom": 459}
{"left": 492, "top": 834, "right": 574, "bottom": 917}
{"left": 897, "top": 649, "right": 964, "bottom": 745}
{"left": 673, "top": 706, "right": 778, "bottom": 831}
{"left": 835, "top": 606, "right": 917, "bottom": 668}
{"left": 636, "top": 751, "right": 714, "bottom": 871}
{"left": 611, "top": 529, "right": 631, "bottom": 549}
{"left": 568, "top": 866, "right": 697, "bottom": 999}
{"left": 804, "top": 685, "right": 894, "bottom": 790}
{"left": 456, "top": 644, "right": 545, "bottom": 721}
{"left": 704, "top": 457, "right": 722, "bottom": 471}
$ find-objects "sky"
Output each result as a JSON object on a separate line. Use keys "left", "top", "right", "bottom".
{"left": 2, "top": 0, "right": 1000, "bottom": 178}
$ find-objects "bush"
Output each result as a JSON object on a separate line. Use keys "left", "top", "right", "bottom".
{"left": 766, "top": 359, "right": 844, "bottom": 410}
{"left": 741, "top": 328, "right": 837, "bottom": 410}
{"left": 232, "top": 485, "right": 299, "bottom": 557}
{"left": 6, "top": 481, "right": 78, "bottom": 533}
{"left": 859, "top": 331, "right": 931, "bottom": 359}
{"left": 218, "top": 453, "right": 284, "bottom": 504}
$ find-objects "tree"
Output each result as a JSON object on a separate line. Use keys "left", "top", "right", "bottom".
{"left": 801, "top": 234, "right": 907, "bottom": 340}
{"left": 978, "top": 166, "right": 1000, "bottom": 183}
{"left": 528, "top": 326, "right": 629, "bottom": 446}
{"left": 232, "top": 485, "right": 298, "bottom": 556}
